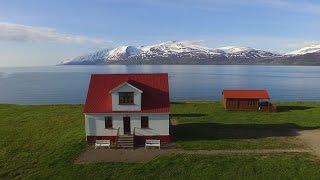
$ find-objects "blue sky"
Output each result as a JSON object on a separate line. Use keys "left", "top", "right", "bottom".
{"left": 0, "top": 0, "right": 320, "bottom": 66}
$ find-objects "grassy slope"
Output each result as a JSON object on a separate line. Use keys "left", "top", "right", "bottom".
{"left": 171, "top": 101, "right": 320, "bottom": 150}
{"left": 1, "top": 102, "right": 320, "bottom": 179}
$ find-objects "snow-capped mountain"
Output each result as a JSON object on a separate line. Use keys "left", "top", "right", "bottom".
{"left": 140, "top": 41, "right": 221, "bottom": 56}
{"left": 136, "top": 41, "right": 225, "bottom": 61}
{"left": 60, "top": 41, "right": 282, "bottom": 65}
{"left": 60, "top": 49, "right": 109, "bottom": 65}
{"left": 60, "top": 46, "right": 140, "bottom": 65}
{"left": 286, "top": 44, "right": 320, "bottom": 56}
{"left": 271, "top": 44, "right": 320, "bottom": 66}
{"left": 216, "top": 46, "right": 281, "bottom": 59}
{"left": 107, "top": 46, "right": 140, "bottom": 60}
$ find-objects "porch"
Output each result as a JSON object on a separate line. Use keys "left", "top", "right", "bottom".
{"left": 87, "top": 127, "right": 170, "bottom": 148}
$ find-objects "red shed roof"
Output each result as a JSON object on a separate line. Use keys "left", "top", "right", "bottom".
{"left": 84, "top": 73, "right": 170, "bottom": 113}
{"left": 222, "top": 89, "right": 270, "bottom": 99}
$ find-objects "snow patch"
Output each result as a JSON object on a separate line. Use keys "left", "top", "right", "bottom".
{"left": 216, "top": 46, "right": 253, "bottom": 53}
{"left": 286, "top": 44, "right": 320, "bottom": 56}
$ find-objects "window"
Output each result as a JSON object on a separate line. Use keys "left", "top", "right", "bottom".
{"left": 119, "top": 92, "right": 134, "bottom": 105}
{"left": 141, "top": 116, "right": 149, "bottom": 128}
{"left": 105, "top": 116, "right": 112, "bottom": 128}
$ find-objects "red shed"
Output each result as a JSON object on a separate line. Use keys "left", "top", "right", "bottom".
{"left": 222, "top": 89, "right": 276, "bottom": 112}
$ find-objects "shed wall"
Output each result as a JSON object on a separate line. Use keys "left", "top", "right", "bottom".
{"left": 224, "top": 98, "right": 259, "bottom": 110}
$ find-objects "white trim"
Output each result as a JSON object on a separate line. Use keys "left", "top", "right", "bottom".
{"left": 109, "top": 82, "right": 143, "bottom": 93}
{"left": 84, "top": 112, "right": 170, "bottom": 115}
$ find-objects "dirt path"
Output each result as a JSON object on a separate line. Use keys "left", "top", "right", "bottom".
{"left": 296, "top": 129, "right": 320, "bottom": 158}
{"left": 74, "top": 129, "right": 320, "bottom": 164}
{"left": 75, "top": 147, "right": 309, "bottom": 164}
{"left": 75, "top": 147, "right": 169, "bottom": 164}
{"left": 173, "top": 149, "right": 310, "bottom": 155}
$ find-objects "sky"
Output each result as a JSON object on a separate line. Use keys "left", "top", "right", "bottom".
{"left": 0, "top": 0, "right": 320, "bottom": 67}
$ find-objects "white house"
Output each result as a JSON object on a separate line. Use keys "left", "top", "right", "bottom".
{"left": 83, "top": 73, "right": 170, "bottom": 147}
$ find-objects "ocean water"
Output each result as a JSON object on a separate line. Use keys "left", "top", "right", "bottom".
{"left": 0, "top": 65, "right": 320, "bottom": 104}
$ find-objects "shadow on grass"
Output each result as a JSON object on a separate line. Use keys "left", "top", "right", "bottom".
{"left": 277, "top": 106, "right": 315, "bottom": 112}
{"left": 171, "top": 123, "right": 319, "bottom": 141}
{"left": 171, "top": 113, "right": 206, "bottom": 117}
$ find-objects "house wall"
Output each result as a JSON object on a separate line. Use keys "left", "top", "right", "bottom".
{"left": 85, "top": 113, "right": 170, "bottom": 143}
{"left": 111, "top": 84, "right": 141, "bottom": 111}
{"left": 224, "top": 98, "right": 259, "bottom": 111}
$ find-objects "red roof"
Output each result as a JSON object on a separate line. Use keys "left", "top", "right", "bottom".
{"left": 84, "top": 73, "right": 170, "bottom": 113}
{"left": 222, "top": 89, "right": 270, "bottom": 99}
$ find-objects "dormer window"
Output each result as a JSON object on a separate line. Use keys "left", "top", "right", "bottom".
{"left": 119, "top": 92, "right": 134, "bottom": 105}
{"left": 110, "top": 82, "right": 142, "bottom": 111}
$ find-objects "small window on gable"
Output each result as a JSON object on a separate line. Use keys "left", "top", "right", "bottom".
{"left": 105, "top": 116, "right": 112, "bottom": 129}
{"left": 141, "top": 116, "right": 149, "bottom": 128}
{"left": 119, "top": 92, "right": 134, "bottom": 105}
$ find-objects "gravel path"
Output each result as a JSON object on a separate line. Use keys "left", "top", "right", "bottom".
{"left": 174, "top": 149, "right": 310, "bottom": 155}
{"left": 74, "top": 129, "right": 320, "bottom": 164}
{"left": 296, "top": 129, "right": 320, "bottom": 158}
{"left": 75, "top": 147, "right": 309, "bottom": 164}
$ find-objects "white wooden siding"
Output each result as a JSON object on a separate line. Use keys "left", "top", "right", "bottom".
{"left": 85, "top": 113, "right": 169, "bottom": 136}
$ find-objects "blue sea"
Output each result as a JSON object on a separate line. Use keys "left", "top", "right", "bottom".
{"left": 0, "top": 65, "right": 320, "bottom": 104}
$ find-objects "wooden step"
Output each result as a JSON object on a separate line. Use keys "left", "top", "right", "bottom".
{"left": 118, "top": 138, "right": 134, "bottom": 141}
{"left": 118, "top": 143, "right": 134, "bottom": 146}
{"left": 118, "top": 137, "right": 133, "bottom": 139}
{"left": 117, "top": 144, "right": 134, "bottom": 148}
{"left": 118, "top": 145, "right": 134, "bottom": 148}
{"left": 118, "top": 140, "right": 133, "bottom": 143}
{"left": 117, "top": 135, "right": 134, "bottom": 148}
{"left": 118, "top": 136, "right": 133, "bottom": 139}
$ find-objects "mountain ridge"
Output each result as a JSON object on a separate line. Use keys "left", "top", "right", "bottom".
{"left": 60, "top": 41, "right": 320, "bottom": 65}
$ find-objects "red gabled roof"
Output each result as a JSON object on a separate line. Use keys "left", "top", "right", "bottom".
{"left": 84, "top": 73, "right": 170, "bottom": 113}
{"left": 222, "top": 89, "right": 270, "bottom": 99}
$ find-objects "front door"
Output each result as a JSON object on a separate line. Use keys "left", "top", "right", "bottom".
{"left": 123, "top": 117, "right": 131, "bottom": 134}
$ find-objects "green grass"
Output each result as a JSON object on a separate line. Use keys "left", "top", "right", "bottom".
{"left": 171, "top": 101, "right": 320, "bottom": 126}
{"left": 171, "top": 101, "right": 320, "bottom": 150}
{"left": 1, "top": 102, "right": 320, "bottom": 179}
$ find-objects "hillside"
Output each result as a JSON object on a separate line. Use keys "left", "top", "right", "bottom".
{"left": 60, "top": 41, "right": 320, "bottom": 65}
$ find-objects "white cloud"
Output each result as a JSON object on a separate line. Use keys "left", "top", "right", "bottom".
{"left": 0, "top": 22, "right": 107, "bottom": 44}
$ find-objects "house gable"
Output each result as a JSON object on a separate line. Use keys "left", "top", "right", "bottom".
{"left": 110, "top": 82, "right": 143, "bottom": 94}
{"left": 111, "top": 82, "right": 142, "bottom": 111}
{"left": 83, "top": 73, "right": 170, "bottom": 113}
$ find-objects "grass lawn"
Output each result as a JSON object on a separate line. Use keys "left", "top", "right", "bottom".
{"left": 1, "top": 102, "right": 320, "bottom": 179}
{"left": 171, "top": 101, "right": 320, "bottom": 150}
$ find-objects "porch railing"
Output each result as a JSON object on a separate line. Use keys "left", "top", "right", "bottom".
{"left": 115, "top": 127, "right": 120, "bottom": 148}
{"left": 133, "top": 127, "right": 160, "bottom": 136}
